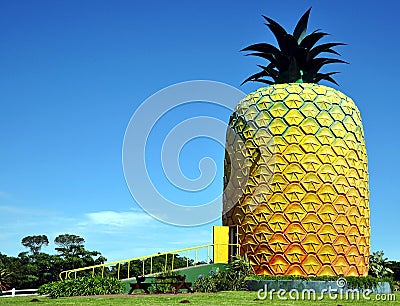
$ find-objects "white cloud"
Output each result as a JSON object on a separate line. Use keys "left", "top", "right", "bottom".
{"left": 84, "top": 210, "right": 153, "bottom": 227}
{"left": 0, "top": 205, "right": 217, "bottom": 262}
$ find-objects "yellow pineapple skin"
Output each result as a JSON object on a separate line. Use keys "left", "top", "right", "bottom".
{"left": 223, "top": 83, "right": 370, "bottom": 276}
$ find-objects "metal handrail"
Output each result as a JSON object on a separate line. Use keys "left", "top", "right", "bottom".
{"left": 59, "top": 243, "right": 240, "bottom": 281}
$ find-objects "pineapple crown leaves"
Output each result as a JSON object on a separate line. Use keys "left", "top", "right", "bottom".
{"left": 241, "top": 8, "right": 348, "bottom": 86}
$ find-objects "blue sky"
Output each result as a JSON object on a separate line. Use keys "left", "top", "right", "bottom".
{"left": 1, "top": 0, "right": 399, "bottom": 262}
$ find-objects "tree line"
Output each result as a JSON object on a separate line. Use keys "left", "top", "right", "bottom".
{"left": 0, "top": 233, "right": 197, "bottom": 290}
{"left": 0, "top": 234, "right": 106, "bottom": 289}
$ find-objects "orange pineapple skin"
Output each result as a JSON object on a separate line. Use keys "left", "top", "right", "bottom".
{"left": 223, "top": 83, "right": 369, "bottom": 276}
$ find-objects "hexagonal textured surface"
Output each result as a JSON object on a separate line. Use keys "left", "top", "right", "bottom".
{"left": 223, "top": 83, "right": 369, "bottom": 276}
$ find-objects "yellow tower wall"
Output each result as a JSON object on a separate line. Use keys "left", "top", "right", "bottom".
{"left": 223, "top": 83, "right": 370, "bottom": 276}
{"left": 213, "top": 226, "right": 230, "bottom": 264}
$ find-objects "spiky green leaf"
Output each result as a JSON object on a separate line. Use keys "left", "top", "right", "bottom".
{"left": 241, "top": 43, "right": 280, "bottom": 54}
{"left": 306, "top": 58, "right": 348, "bottom": 73}
{"left": 320, "top": 75, "right": 339, "bottom": 86}
{"left": 308, "top": 42, "right": 346, "bottom": 59}
{"left": 263, "top": 15, "right": 287, "bottom": 36}
{"left": 241, "top": 71, "right": 270, "bottom": 85}
{"left": 293, "top": 8, "right": 311, "bottom": 42}
{"left": 314, "top": 71, "right": 339, "bottom": 84}
{"left": 257, "top": 64, "right": 278, "bottom": 81}
{"left": 245, "top": 52, "right": 282, "bottom": 70}
{"left": 300, "top": 30, "right": 328, "bottom": 49}
{"left": 266, "top": 23, "right": 288, "bottom": 51}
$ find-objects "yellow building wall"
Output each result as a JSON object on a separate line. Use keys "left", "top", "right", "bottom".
{"left": 213, "top": 226, "right": 229, "bottom": 263}
{"left": 223, "top": 84, "right": 370, "bottom": 276}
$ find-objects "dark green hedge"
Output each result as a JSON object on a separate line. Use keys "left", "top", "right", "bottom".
{"left": 37, "top": 276, "right": 124, "bottom": 298}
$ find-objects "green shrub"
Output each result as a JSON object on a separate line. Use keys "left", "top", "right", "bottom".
{"left": 150, "top": 270, "right": 177, "bottom": 294}
{"left": 226, "top": 255, "right": 252, "bottom": 290}
{"left": 194, "top": 256, "right": 251, "bottom": 292}
{"left": 369, "top": 251, "right": 394, "bottom": 278}
{"left": 37, "top": 276, "right": 124, "bottom": 298}
{"left": 194, "top": 269, "right": 230, "bottom": 292}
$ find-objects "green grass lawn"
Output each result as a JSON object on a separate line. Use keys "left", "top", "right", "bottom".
{"left": 0, "top": 292, "right": 399, "bottom": 305}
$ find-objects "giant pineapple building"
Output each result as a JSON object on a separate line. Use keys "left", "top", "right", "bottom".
{"left": 222, "top": 9, "right": 370, "bottom": 276}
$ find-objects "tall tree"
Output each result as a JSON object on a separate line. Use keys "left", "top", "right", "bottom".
{"left": 1, "top": 234, "right": 106, "bottom": 289}
{"left": 54, "top": 234, "right": 84, "bottom": 249}
{"left": 21, "top": 235, "right": 49, "bottom": 254}
{"left": 54, "top": 234, "right": 106, "bottom": 270}
{"left": 54, "top": 234, "right": 85, "bottom": 257}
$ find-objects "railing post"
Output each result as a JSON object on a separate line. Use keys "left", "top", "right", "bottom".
{"left": 186, "top": 251, "right": 189, "bottom": 267}
{"left": 127, "top": 261, "right": 130, "bottom": 279}
{"left": 117, "top": 263, "right": 121, "bottom": 280}
{"left": 171, "top": 253, "right": 174, "bottom": 271}
{"left": 92, "top": 267, "right": 95, "bottom": 277}
{"left": 102, "top": 266, "right": 105, "bottom": 278}
{"left": 164, "top": 254, "right": 168, "bottom": 272}
{"left": 150, "top": 257, "right": 153, "bottom": 275}
{"left": 142, "top": 259, "right": 145, "bottom": 276}
{"left": 12, "top": 288, "right": 15, "bottom": 297}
